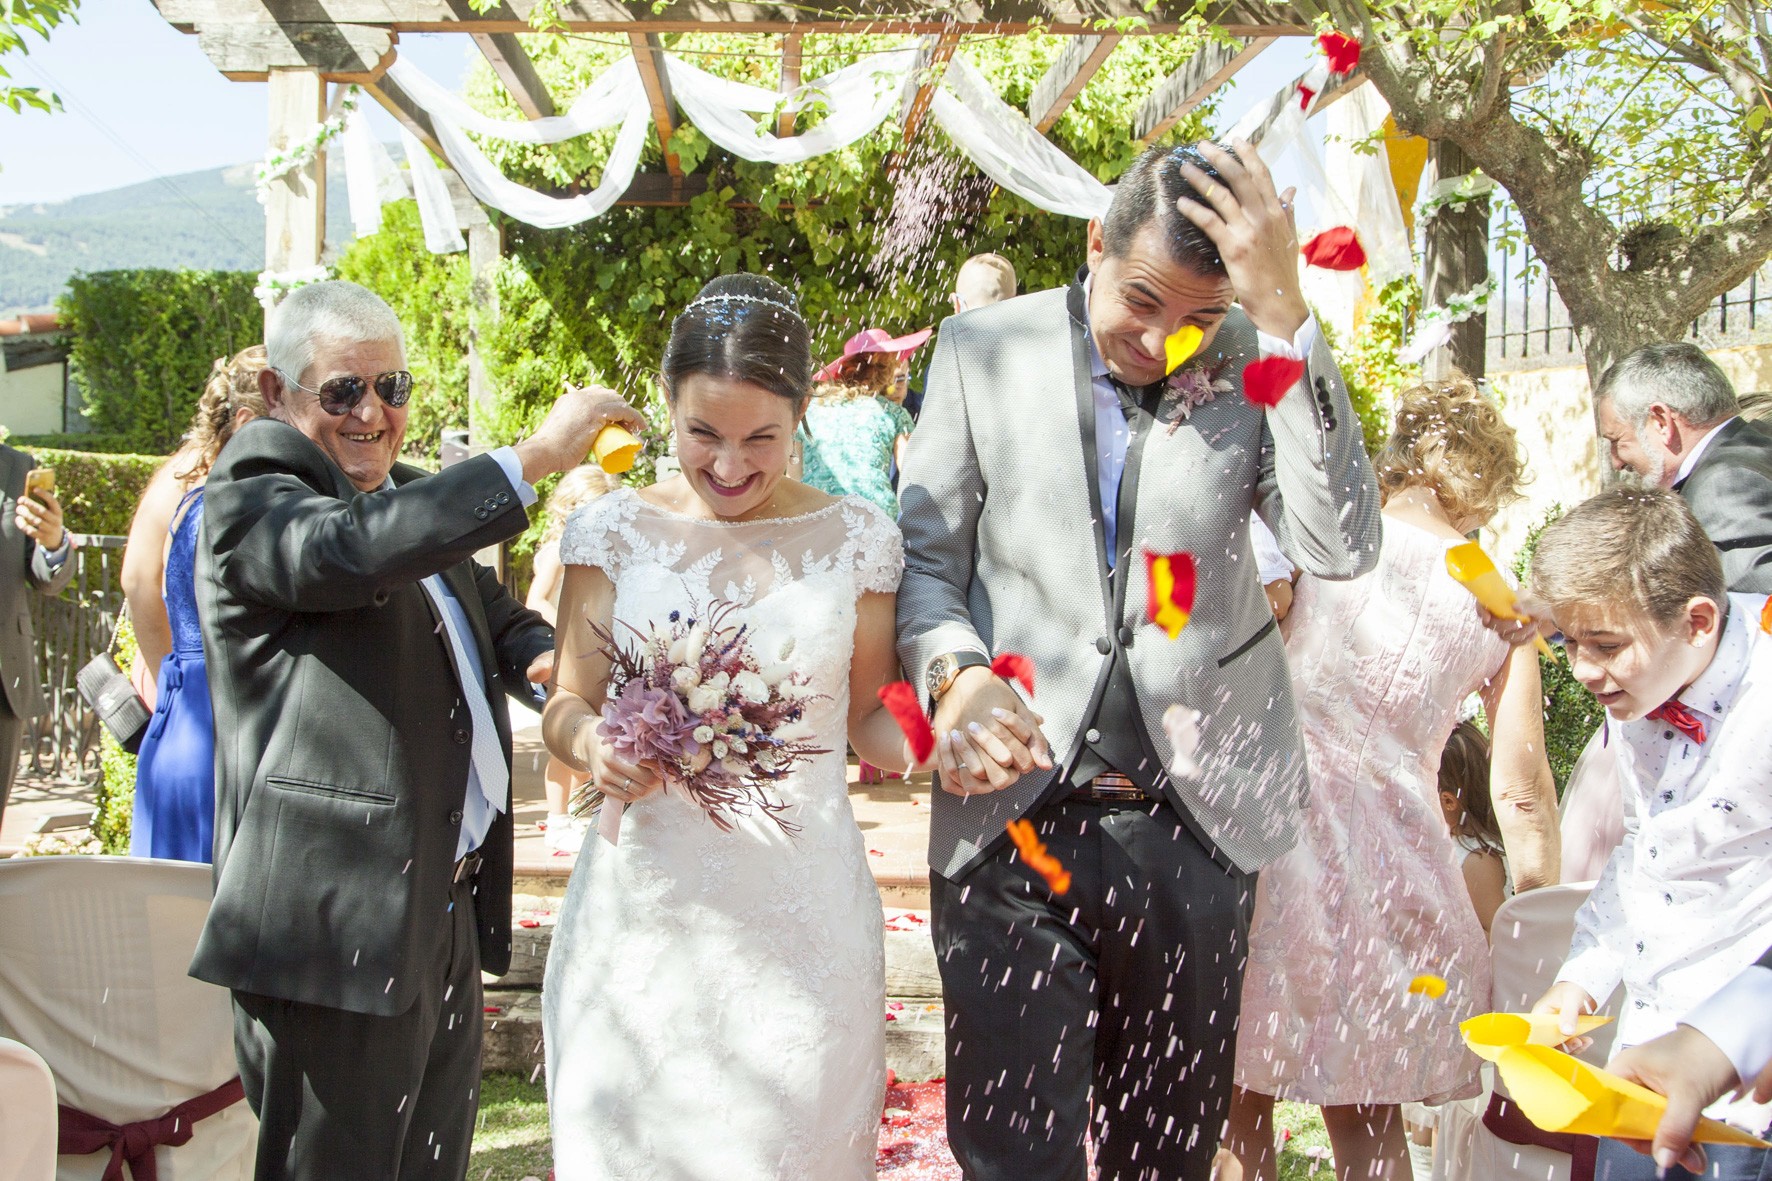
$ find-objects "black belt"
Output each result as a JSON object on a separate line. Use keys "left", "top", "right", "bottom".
{"left": 1064, "top": 772, "right": 1154, "bottom": 803}
{"left": 452, "top": 851, "right": 483, "bottom": 884}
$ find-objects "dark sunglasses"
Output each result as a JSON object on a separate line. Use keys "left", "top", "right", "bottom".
{"left": 279, "top": 369, "right": 414, "bottom": 416}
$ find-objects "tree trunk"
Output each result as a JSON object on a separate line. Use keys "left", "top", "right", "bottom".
{"left": 1421, "top": 140, "right": 1490, "bottom": 382}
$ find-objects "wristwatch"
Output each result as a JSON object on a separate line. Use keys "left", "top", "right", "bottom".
{"left": 926, "top": 651, "right": 991, "bottom": 702}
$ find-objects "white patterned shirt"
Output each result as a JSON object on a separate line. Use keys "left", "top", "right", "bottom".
{"left": 1557, "top": 592, "right": 1772, "bottom": 1130}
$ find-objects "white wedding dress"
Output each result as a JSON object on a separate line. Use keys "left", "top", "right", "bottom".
{"left": 545, "top": 487, "right": 902, "bottom": 1180}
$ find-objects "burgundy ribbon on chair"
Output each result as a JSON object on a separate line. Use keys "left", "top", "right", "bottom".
{"left": 58, "top": 1075, "right": 246, "bottom": 1181}
{"left": 1483, "top": 1091, "right": 1599, "bottom": 1181}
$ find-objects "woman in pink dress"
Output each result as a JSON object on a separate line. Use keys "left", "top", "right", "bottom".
{"left": 1224, "top": 376, "right": 1562, "bottom": 1181}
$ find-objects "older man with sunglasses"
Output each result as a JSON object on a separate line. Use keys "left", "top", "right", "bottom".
{"left": 188, "top": 281, "right": 643, "bottom": 1181}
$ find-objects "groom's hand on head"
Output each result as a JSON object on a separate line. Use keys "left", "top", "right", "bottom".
{"left": 1172, "top": 137, "right": 1310, "bottom": 342}
{"left": 931, "top": 667, "right": 1053, "bottom": 796}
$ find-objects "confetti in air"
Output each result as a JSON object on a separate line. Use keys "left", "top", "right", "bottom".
{"left": 1318, "top": 31, "right": 1362, "bottom": 75}
{"left": 1240, "top": 357, "right": 1305, "bottom": 409}
{"left": 1005, "top": 819, "right": 1072, "bottom": 895}
{"left": 878, "top": 681, "right": 935, "bottom": 763}
{"left": 1762, "top": 597, "right": 1771, "bottom": 634}
{"left": 1145, "top": 550, "right": 1197, "bottom": 639}
{"left": 1297, "top": 84, "right": 1317, "bottom": 111}
{"left": 990, "top": 653, "right": 1035, "bottom": 696}
{"left": 1164, "top": 325, "right": 1204, "bottom": 373}
{"left": 1406, "top": 973, "right": 1448, "bottom": 998}
{"left": 1162, "top": 704, "right": 1204, "bottom": 780}
{"left": 1301, "top": 226, "right": 1367, "bottom": 272}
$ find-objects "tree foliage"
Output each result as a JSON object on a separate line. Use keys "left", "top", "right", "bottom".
{"left": 1293, "top": 0, "right": 1772, "bottom": 379}
{"left": 1, "top": 0, "right": 78, "bottom": 117}
{"left": 56, "top": 269, "right": 262, "bottom": 452}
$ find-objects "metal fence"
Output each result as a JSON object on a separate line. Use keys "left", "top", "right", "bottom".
{"left": 1485, "top": 202, "right": 1772, "bottom": 373}
{"left": 25, "top": 535, "right": 127, "bottom": 783}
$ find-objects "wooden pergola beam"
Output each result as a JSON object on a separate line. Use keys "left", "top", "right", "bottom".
{"left": 1027, "top": 32, "right": 1119, "bottom": 133}
{"left": 777, "top": 30, "right": 802, "bottom": 138}
{"left": 1132, "top": 35, "right": 1271, "bottom": 144}
{"left": 628, "top": 31, "right": 682, "bottom": 178}
{"left": 363, "top": 71, "right": 445, "bottom": 159}
{"left": 899, "top": 29, "right": 960, "bottom": 149}
{"left": 195, "top": 21, "right": 393, "bottom": 81}
{"left": 154, "top": 0, "right": 1308, "bottom": 37}
{"left": 472, "top": 32, "right": 556, "bottom": 118}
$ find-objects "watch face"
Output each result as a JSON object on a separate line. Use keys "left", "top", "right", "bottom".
{"left": 926, "top": 656, "right": 952, "bottom": 699}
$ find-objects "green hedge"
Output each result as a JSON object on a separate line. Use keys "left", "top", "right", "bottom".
{"left": 57, "top": 269, "right": 261, "bottom": 453}
{"left": 9, "top": 433, "right": 146, "bottom": 455}
{"left": 29, "top": 446, "right": 166, "bottom": 539}
{"left": 1512, "top": 506, "right": 1605, "bottom": 794}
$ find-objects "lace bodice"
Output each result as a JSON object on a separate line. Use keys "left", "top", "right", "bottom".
{"left": 545, "top": 487, "right": 903, "bottom": 1180}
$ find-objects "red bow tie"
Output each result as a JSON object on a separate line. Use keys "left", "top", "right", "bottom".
{"left": 1647, "top": 699, "right": 1707, "bottom": 744}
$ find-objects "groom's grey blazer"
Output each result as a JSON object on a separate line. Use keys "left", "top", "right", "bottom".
{"left": 896, "top": 286, "right": 1382, "bottom": 881}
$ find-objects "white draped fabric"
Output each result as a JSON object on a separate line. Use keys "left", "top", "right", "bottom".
{"left": 929, "top": 54, "right": 1112, "bottom": 220}
{"left": 401, "top": 127, "right": 466, "bottom": 253}
{"left": 342, "top": 105, "right": 408, "bottom": 239}
{"left": 664, "top": 50, "right": 917, "bottom": 166}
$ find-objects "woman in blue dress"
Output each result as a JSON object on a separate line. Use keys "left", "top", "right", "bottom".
{"left": 124, "top": 347, "right": 265, "bottom": 861}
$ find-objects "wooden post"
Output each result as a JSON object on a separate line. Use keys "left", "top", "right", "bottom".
{"left": 777, "top": 31, "right": 803, "bottom": 138}
{"left": 263, "top": 68, "right": 327, "bottom": 316}
{"left": 1421, "top": 139, "right": 1490, "bottom": 381}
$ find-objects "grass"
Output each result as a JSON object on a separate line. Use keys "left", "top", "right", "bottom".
{"left": 469, "top": 1076, "right": 1339, "bottom": 1180}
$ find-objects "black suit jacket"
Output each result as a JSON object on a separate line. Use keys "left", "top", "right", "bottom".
{"left": 188, "top": 418, "right": 553, "bottom": 1016}
{"left": 0, "top": 445, "right": 75, "bottom": 720}
{"left": 1675, "top": 417, "right": 1772, "bottom": 594}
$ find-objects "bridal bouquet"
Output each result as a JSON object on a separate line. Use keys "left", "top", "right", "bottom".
{"left": 582, "top": 600, "right": 824, "bottom": 838}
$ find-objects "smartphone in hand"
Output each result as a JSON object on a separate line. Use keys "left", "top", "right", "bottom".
{"left": 22, "top": 468, "right": 55, "bottom": 501}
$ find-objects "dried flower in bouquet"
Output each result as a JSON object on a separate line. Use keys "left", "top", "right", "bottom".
{"left": 574, "top": 600, "right": 826, "bottom": 836}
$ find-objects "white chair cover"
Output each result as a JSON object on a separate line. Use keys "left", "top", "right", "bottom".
{"left": 0, "top": 857, "right": 256, "bottom": 1181}
{"left": 1559, "top": 728, "right": 1626, "bottom": 885}
{"left": 0, "top": 1036, "right": 57, "bottom": 1181}
{"left": 1435, "top": 883, "right": 1622, "bottom": 1181}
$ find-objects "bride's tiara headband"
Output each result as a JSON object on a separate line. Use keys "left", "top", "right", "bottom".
{"left": 681, "top": 292, "right": 804, "bottom": 323}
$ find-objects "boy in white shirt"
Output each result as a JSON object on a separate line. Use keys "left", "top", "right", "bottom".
{"left": 1528, "top": 488, "right": 1772, "bottom": 1181}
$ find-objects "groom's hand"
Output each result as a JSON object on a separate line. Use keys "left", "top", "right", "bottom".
{"left": 930, "top": 667, "right": 1053, "bottom": 795}
{"left": 1172, "top": 137, "right": 1309, "bottom": 342}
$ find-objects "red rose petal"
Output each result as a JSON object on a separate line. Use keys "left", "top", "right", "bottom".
{"left": 1319, "top": 31, "right": 1362, "bottom": 75}
{"left": 1298, "top": 84, "right": 1317, "bottom": 110}
{"left": 1302, "top": 225, "right": 1368, "bottom": 271}
{"left": 990, "top": 652, "right": 1036, "bottom": 696}
{"left": 1242, "top": 356, "right": 1306, "bottom": 409}
{"left": 518, "top": 918, "right": 541, "bottom": 928}
{"left": 878, "top": 680, "right": 936, "bottom": 763}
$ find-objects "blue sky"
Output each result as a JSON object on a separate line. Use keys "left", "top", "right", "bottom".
{"left": 0, "top": 0, "right": 1313, "bottom": 208}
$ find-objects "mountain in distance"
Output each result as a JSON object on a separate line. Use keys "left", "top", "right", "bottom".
{"left": 0, "top": 162, "right": 353, "bottom": 314}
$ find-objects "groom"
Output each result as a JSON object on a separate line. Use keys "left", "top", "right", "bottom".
{"left": 896, "top": 140, "right": 1381, "bottom": 1179}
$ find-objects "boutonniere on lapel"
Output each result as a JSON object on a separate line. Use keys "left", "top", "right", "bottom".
{"left": 1158, "top": 357, "right": 1234, "bottom": 434}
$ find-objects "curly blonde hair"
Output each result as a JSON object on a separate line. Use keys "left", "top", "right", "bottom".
{"left": 815, "top": 351, "right": 900, "bottom": 402}
{"left": 541, "top": 465, "right": 623, "bottom": 547}
{"left": 176, "top": 345, "right": 269, "bottom": 482}
{"left": 1374, "top": 374, "right": 1525, "bottom": 527}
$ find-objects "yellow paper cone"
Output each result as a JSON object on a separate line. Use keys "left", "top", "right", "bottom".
{"left": 592, "top": 424, "right": 641, "bottom": 474}
{"left": 1495, "top": 1044, "right": 1769, "bottom": 1147}
{"left": 1445, "top": 541, "right": 1556, "bottom": 659}
{"left": 1460, "top": 1012, "right": 1612, "bottom": 1063}
{"left": 1165, "top": 325, "right": 1204, "bottom": 373}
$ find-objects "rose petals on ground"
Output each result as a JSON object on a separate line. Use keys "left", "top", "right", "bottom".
{"left": 1303, "top": 226, "right": 1368, "bottom": 271}
{"left": 990, "top": 652, "right": 1036, "bottom": 696}
{"left": 1144, "top": 550, "right": 1197, "bottom": 639}
{"left": 879, "top": 681, "right": 936, "bottom": 763}
{"left": 1241, "top": 356, "right": 1307, "bottom": 409}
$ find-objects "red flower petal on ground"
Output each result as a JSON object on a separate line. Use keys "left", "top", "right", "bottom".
{"left": 878, "top": 680, "right": 936, "bottom": 763}
{"left": 1319, "top": 31, "right": 1362, "bottom": 75}
{"left": 990, "top": 652, "right": 1036, "bottom": 695}
{"left": 1302, "top": 225, "right": 1368, "bottom": 271}
{"left": 1242, "top": 357, "right": 1306, "bottom": 409}
{"left": 1298, "top": 84, "right": 1317, "bottom": 110}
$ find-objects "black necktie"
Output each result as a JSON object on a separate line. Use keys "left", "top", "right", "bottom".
{"left": 1109, "top": 376, "right": 1161, "bottom": 423}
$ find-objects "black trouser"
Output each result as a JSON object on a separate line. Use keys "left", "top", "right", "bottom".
{"left": 231, "top": 875, "right": 485, "bottom": 1181}
{"left": 932, "top": 797, "right": 1255, "bottom": 1181}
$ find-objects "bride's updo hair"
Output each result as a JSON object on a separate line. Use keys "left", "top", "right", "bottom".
{"left": 661, "top": 273, "right": 812, "bottom": 412}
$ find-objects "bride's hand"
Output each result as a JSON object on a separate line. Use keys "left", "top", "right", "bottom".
{"left": 582, "top": 729, "right": 665, "bottom": 803}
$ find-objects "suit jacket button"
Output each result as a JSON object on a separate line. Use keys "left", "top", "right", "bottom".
{"left": 373, "top": 589, "right": 389, "bottom": 606}
{"left": 449, "top": 809, "right": 464, "bottom": 825}
{"left": 454, "top": 728, "right": 470, "bottom": 745}
{"left": 497, "top": 491, "right": 512, "bottom": 505}
{"left": 1096, "top": 636, "right": 1112, "bottom": 654}
{"left": 1117, "top": 627, "right": 1133, "bottom": 646}
{"left": 474, "top": 508, "right": 489, "bottom": 520}
{"left": 1085, "top": 728, "right": 1102, "bottom": 743}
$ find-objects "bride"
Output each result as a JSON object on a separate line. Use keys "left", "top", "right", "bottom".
{"left": 540, "top": 273, "right": 927, "bottom": 1178}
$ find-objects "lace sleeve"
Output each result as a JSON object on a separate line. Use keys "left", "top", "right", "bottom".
{"left": 558, "top": 490, "right": 635, "bottom": 578}
{"left": 846, "top": 498, "right": 904, "bottom": 595}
